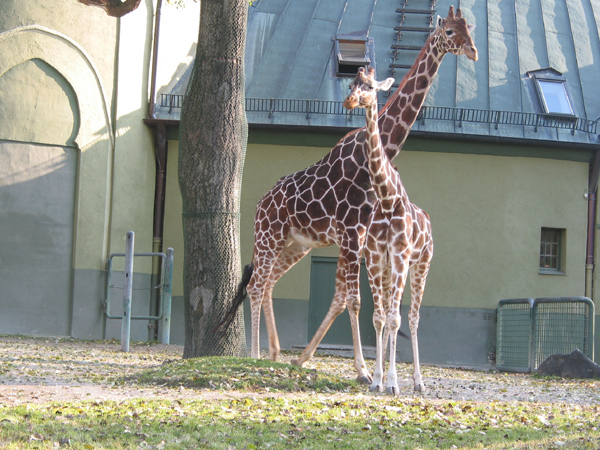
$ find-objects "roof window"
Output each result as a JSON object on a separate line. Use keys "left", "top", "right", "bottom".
{"left": 537, "top": 80, "right": 573, "bottom": 115}
{"left": 527, "top": 69, "right": 575, "bottom": 116}
{"left": 334, "top": 33, "right": 374, "bottom": 77}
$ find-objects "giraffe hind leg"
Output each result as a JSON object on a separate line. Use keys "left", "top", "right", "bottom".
{"left": 260, "top": 241, "right": 311, "bottom": 361}
{"left": 246, "top": 240, "right": 288, "bottom": 359}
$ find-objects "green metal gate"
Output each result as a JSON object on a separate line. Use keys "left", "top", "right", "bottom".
{"left": 496, "top": 297, "right": 595, "bottom": 373}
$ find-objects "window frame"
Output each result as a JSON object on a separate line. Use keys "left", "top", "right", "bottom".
{"left": 539, "top": 227, "right": 566, "bottom": 275}
{"left": 333, "top": 34, "right": 374, "bottom": 77}
{"left": 527, "top": 69, "right": 576, "bottom": 117}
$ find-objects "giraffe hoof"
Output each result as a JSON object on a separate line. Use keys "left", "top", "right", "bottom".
{"left": 414, "top": 383, "right": 426, "bottom": 393}
{"left": 356, "top": 374, "right": 372, "bottom": 385}
{"left": 290, "top": 358, "right": 304, "bottom": 367}
{"left": 369, "top": 384, "right": 383, "bottom": 393}
{"left": 386, "top": 386, "right": 399, "bottom": 396}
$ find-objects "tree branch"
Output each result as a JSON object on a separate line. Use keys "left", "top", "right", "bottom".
{"left": 77, "top": 0, "right": 142, "bottom": 17}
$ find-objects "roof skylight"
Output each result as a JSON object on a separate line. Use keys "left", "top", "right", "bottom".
{"left": 334, "top": 34, "right": 374, "bottom": 77}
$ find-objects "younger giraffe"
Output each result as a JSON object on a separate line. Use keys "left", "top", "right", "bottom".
{"left": 344, "top": 67, "right": 433, "bottom": 394}
{"left": 220, "top": 6, "right": 477, "bottom": 384}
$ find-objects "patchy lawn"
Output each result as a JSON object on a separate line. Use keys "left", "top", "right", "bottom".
{"left": 0, "top": 336, "right": 599, "bottom": 449}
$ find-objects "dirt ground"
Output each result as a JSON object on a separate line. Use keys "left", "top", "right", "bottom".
{"left": 1, "top": 336, "right": 599, "bottom": 406}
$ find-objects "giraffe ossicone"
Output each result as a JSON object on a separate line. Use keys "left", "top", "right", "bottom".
{"left": 219, "top": 6, "right": 477, "bottom": 386}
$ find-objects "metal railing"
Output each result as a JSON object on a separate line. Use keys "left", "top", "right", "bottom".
{"left": 104, "top": 231, "right": 174, "bottom": 350}
{"left": 159, "top": 94, "right": 599, "bottom": 136}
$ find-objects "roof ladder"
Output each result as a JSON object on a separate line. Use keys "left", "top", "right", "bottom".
{"left": 389, "top": 0, "right": 437, "bottom": 80}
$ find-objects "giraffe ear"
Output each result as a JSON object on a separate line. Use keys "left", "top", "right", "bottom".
{"left": 467, "top": 24, "right": 476, "bottom": 33}
{"left": 378, "top": 77, "right": 395, "bottom": 92}
{"left": 436, "top": 15, "right": 444, "bottom": 29}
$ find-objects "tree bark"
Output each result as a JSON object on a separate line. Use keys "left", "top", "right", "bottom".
{"left": 76, "top": 0, "right": 142, "bottom": 17}
{"left": 178, "top": 0, "right": 248, "bottom": 358}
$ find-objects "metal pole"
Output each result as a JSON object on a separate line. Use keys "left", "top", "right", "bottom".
{"left": 160, "top": 247, "right": 174, "bottom": 344}
{"left": 121, "top": 231, "right": 135, "bottom": 352}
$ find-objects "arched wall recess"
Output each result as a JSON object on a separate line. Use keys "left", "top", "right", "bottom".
{"left": 0, "top": 24, "right": 116, "bottom": 270}
{"left": 0, "top": 25, "right": 114, "bottom": 148}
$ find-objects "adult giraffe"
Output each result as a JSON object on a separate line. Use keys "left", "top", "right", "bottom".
{"left": 343, "top": 66, "right": 433, "bottom": 394}
{"left": 221, "top": 6, "right": 477, "bottom": 383}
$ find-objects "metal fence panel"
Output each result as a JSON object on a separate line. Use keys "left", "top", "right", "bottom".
{"left": 496, "top": 298, "right": 535, "bottom": 373}
{"left": 496, "top": 297, "right": 595, "bottom": 373}
{"left": 532, "top": 298, "right": 594, "bottom": 370}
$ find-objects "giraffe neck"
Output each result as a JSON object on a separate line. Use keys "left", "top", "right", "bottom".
{"left": 379, "top": 32, "right": 445, "bottom": 159}
{"left": 365, "top": 102, "right": 402, "bottom": 213}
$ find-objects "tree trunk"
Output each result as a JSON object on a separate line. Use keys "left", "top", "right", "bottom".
{"left": 178, "top": 0, "right": 248, "bottom": 358}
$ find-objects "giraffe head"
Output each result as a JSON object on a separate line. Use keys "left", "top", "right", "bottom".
{"left": 343, "top": 67, "right": 395, "bottom": 111}
{"left": 435, "top": 6, "right": 478, "bottom": 61}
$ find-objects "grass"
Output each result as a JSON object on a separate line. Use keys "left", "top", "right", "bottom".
{"left": 1, "top": 339, "right": 600, "bottom": 449}
{"left": 134, "top": 356, "right": 362, "bottom": 393}
{"left": 1, "top": 394, "right": 599, "bottom": 449}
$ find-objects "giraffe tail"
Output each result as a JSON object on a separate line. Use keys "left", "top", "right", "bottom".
{"left": 215, "top": 263, "right": 254, "bottom": 333}
{"left": 398, "top": 329, "right": 410, "bottom": 340}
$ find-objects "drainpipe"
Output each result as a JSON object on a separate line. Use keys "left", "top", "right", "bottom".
{"left": 585, "top": 150, "right": 600, "bottom": 300}
{"left": 148, "top": 0, "right": 166, "bottom": 340}
{"left": 148, "top": 0, "right": 162, "bottom": 119}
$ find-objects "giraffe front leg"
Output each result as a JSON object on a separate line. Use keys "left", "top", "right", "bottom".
{"left": 348, "top": 295, "right": 371, "bottom": 385}
{"left": 384, "top": 258, "right": 409, "bottom": 395}
{"left": 409, "top": 305, "right": 425, "bottom": 392}
{"left": 385, "top": 311, "right": 401, "bottom": 395}
{"left": 365, "top": 246, "right": 386, "bottom": 391}
{"left": 291, "top": 252, "right": 370, "bottom": 384}
{"left": 409, "top": 261, "right": 430, "bottom": 393}
{"left": 369, "top": 311, "right": 385, "bottom": 392}
{"left": 343, "top": 255, "right": 371, "bottom": 384}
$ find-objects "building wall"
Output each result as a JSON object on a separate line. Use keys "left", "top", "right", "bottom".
{"left": 163, "top": 131, "right": 592, "bottom": 367}
{"left": 0, "top": 0, "right": 158, "bottom": 341}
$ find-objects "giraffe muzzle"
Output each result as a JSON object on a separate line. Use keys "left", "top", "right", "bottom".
{"left": 343, "top": 96, "right": 359, "bottom": 110}
{"left": 465, "top": 44, "right": 478, "bottom": 61}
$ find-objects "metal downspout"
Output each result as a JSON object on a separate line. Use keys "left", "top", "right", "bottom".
{"left": 148, "top": 0, "right": 165, "bottom": 339}
{"left": 148, "top": 0, "right": 162, "bottom": 119}
{"left": 585, "top": 150, "right": 600, "bottom": 300}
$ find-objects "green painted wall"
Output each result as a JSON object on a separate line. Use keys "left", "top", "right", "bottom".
{"left": 0, "top": 0, "right": 158, "bottom": 340}
{"left": 163, "top": 132, "right": 592, "bottom": 365}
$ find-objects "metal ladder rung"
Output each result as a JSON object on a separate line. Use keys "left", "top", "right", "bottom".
{"left": 389, "top": 63, "right": 413, "bottom": 69}
{"left": 394, "top": 26, "right": 434, "bottom": 32}
{"left": 391, "top": 44, "right": 423, "bottom": 51}
{"left": 396, "top": 8, "right": 435, "bottom": 14}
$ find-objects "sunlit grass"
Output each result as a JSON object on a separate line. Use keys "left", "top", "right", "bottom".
{"left": 1, "top": 396, "right": 599, "bottom": 449}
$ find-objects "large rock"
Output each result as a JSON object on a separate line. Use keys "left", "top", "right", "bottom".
{"left": 537, "top": 349, "right": 600, "bottom": 379}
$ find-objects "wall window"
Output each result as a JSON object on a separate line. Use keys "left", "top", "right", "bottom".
{"left": 527, "top": 68, "right": 575, "bottom": 116}
{"left": 540, "top": 227, "right": 565, "bottom": 274}
{"left": 334, "top": 34, "right": 374, "bottom": 77}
